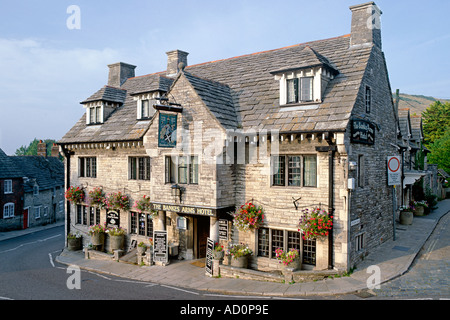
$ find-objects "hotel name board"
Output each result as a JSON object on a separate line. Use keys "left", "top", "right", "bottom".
{"left": 150, "top": 202, "right": 215, "bottom": 217}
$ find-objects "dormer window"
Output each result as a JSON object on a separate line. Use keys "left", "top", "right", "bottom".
{"left": 286, "top": 77, "right": 313, "bottom": 104}
{"left": 133, "top": 91, "right": 162, "bottom": 120}
{"left": 85, "top": 102, "right": 104, "bottom": 125}
{"left": 270, "top": 46, "right": 338, "bottom": 109}
{"left": 89, "top": 106, "right": 102, "bottom": 124}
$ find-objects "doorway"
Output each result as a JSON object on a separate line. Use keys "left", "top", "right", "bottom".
{"left": 195, "top": 216, "right": 210, "bottom": 259}
{"left": 23, "top": 209, "right": 28, "bottom": 229}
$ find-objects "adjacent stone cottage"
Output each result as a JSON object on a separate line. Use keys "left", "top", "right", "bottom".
{"left": 59, "top": 2, "right": 398, "bottom": 272}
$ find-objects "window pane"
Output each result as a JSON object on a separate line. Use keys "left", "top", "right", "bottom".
{"left": 130, "top": 212, "right": 137, "bottom": 234}
{"left": 189, "top": 156, "right": 198, "bottom": 184}
{"left": 271, "top": 229, "right": 284, "bottom": 257}
{"left": 146, "top": 214, "right": 154, "bottom": 237}
{"left": 138, "top": 157, "right": 146, "bottom": 180}
{"left": 300, "top": 77, "right": 313, "bottom": 102}
{"left": 303, "top": 239, "right": 316, "bottom": 265}
{"left": 139, "top": 213, "right": 146, "bottom": 236}
{"left": 145, "top": 157, "right": 151, "bottom": 180}
{"left": 288, "top": 156, "right": 301, "bottom": 186}
{"left": 96, "top": 107, "right": 101, "bottom": 123}
{"left": 286, "top": 78, "right": 298, "bottom": 103}
{"left": 142, "top": 100, "right": 149, "bottom": 118}
{"left": 272, "top": 156, "right": 285, "bottom": 186}
{"left": 91, "top": 158, "right": 97, "bottom": 178}
{"left": 257, "top": 228, "right": 269, "bottom": 257}
{"left": 90, "top": 107, "right": 95, "bottom": 123}
{"left": 130, "top": 158, "right": 137, "bottom": 180}
{"left": 303, "top": 155, "right": 317, "bottom": 187}
{"left": 178, "top": 156, "right": 188, "bottom": 184}
{"left": 287, "top": 231, "right": 301, "bottom": 251}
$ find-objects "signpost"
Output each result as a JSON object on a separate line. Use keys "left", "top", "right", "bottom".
{"left": 153, "top": 230, "right": 168, "bottom": 265}
{"left": 205, "top": 238, "right": 214, "bottom": 276}
{"left": 387, "top": 156, "right": 401, "bottom": 186}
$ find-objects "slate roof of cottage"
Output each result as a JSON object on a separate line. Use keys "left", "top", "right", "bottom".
{"left": 59, "top": 34, "right": 374, "bottom": 144}
{"left": 81, "top": 86, "right": 127, "bottom": 104}
{"left": 10, "top": 156, "right": 64, "bottom": 193}
{"left": 0, "top": 148, "right": 23, "bottom": 179}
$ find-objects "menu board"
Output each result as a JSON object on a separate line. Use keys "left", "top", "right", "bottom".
{"left": 153, "top": 230, "right": 168, "bottom": 263}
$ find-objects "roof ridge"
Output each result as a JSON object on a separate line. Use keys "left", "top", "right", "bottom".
{"left": 185, "top": 34, "right": 350, "bottom": 70}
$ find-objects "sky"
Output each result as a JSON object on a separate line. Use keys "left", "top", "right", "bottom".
{"left": 0, "top": 0, "right": 449, "bottom": 155}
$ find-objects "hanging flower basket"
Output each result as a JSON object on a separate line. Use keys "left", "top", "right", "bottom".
{"left": 87, "top": 187, "right": 107, "bottom": 209}
{"left": 134, "top": 195, "right": 158, "bottom": 218}
{"left": 232, "top": 202, "right": 264, "bottom": 232}
{"left": 105, "top": 192, "right": 130, "bottom": 211}
{"left": 65, "top": 186, "right": 85, "bottom": 204}
{"left": 298, "top": 207, "right": 333, "bottom": 240}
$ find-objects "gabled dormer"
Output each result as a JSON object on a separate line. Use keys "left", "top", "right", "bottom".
{"left": 270, "top": 46, "right": 338, "bottom": 108}
{"left": 130, "top": 75, "right": 173, "bottom": 121}
{"left": 81, "top": 86, "right": 127, "bottom": 125}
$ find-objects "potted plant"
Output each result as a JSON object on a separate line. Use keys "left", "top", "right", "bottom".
{"left": 228, "top": 243, "right": 253, "bottom": 268}
{"left": 67, "top": 232, "right": 82, "bottom": 251}
{"left": 88, "top": 223, "right": 106, "bottom": 247}
{"left": 213, "top": 242, "right": 224, "bottom": 260}
{"left": 275, "top": 248, "right": 301, "bottom": 271}
{"left": 65, "top": 186, "right": 85, "bottom": 204}
{"left": 399, "top": 205, "right": 413, "bottom": 225}
{"left": 107, "top": 226, "right": 125, "bottom": 251}
{"left": 232, "top": 202, "right": 264, "bottom": 232}
{"left": 87, "top": 187, "right": 107, "bottom": 209}
{"left": 137, "top": 241, "right": 147, "bottom": 255}
{"left": 105, "top": 192, "right": 130, "bottom": 211}
{"left": 413, "top": 200, "right": 428, "bottom": 216}
{"left": 298, "top": 207, "right": 333, "bottom": 240}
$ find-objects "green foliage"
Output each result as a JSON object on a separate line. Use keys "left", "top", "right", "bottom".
{"left": 14, "top": 138, "right": 57, "bottom": 156}
{"left": 427, "top": 127, "right": 450, "bottom": 173}
{"left": 422, "top": 101, "right": 450, "bottom": 146}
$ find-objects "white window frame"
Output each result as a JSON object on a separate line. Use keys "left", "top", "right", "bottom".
{"left": 3, "top": 203, "right": 15, "bottom": 218}
{"left": 4, "top": 180, "right": 12, "bottom": 194}
{"left": 34, "top": 206, "right": 41, "bottom": 219}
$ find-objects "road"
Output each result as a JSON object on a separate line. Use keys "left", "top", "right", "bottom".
{"left": 1, "top": 214, "right": 448, "bottom": 302}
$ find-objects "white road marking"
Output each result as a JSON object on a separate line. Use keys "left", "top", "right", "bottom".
{"left": 161, "top": 284, "right": 200, "bottom": 295}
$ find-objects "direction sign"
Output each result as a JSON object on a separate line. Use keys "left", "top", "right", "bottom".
{"left": 387, "top": 156, "right": 401, "bottom": 186}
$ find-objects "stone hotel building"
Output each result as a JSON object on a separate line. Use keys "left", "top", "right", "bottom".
{"left": 59, "top": 2, "right": 399, "bottom": 272}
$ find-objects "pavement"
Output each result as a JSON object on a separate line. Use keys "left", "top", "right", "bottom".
{"left": 2, "top": 199, "right": 449, "bottom": 297}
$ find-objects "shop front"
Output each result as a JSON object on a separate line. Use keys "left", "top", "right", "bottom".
{"left": 150, "top": 202, "right": 234, "bottom": 260}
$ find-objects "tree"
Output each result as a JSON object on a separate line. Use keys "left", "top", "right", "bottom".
{"left": 427, "top": 127, "right": 450, "bottom": 173}
{"left": 422, "top": 101, "right": 450, "bottom": 146}
{"left": 14, "top": 138, "right": 57, "bottom": 156}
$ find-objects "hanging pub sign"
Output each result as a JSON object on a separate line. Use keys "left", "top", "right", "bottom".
{"left": 351, "top": 119, "right": 375, "bottom": 145}
{"left": 158, "top": 113, "right": 177, "bottom": 148}
{"left": 106, "top": 210, "right": 120, "bottom": 228}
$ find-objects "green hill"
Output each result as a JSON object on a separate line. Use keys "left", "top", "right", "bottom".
{"left": 393, "top": 93, "right": 450, "bottom": 116}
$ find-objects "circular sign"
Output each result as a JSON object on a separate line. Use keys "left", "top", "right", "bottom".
{"left": 388, "top": 157, "right": 400, "bottom": 173}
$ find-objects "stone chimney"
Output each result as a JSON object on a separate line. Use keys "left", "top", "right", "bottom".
{"left": 51, "top": 143, "right": 60, "bottom": 158}
{"left": 349, "top": 2, "right": 382, "bottom": 49}
{"left": 107, "top": 62, "right": 136, "bottom": 87}
{"left": 37, "top": 140, "right": 47, "bottom": 157}
{"left": 166, "top": 50, "right": 189, "bottom": 77}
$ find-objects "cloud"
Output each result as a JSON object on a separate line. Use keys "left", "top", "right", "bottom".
{"left": 0, "top": 38, "right": 121, "bottom": 155}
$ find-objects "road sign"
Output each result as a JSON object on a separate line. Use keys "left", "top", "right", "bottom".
{"left": 387, "top": 156, "right": 401, "bottom": 186}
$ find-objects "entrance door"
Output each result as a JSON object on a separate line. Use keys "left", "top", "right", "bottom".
{"left": 23, "top": 209, "right": 28, "bottom": 229}
{"left": 196, "top": 216, "right": 210, "bottom": 259}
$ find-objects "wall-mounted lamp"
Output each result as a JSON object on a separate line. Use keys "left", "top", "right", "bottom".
{"left": 171, "top": 184, "right": 183, "bottom": 202}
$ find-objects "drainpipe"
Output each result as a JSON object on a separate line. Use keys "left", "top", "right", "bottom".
{"left": 316, "top": 132, "right": 336, "bottom": 270}
{"left": 60, "top": 145, "right": 72, "bottom": 246}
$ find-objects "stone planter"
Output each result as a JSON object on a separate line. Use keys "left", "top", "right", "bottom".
{"left": 213, "top": 251, "right": 224, "bottom": 261}
{"left": 137, "top": 245, "right": 147, "bottom": 255}
{"left": 414, "top": 206, "right": 425, "bottom": 216}
{"left": 90, "top": 232, "right": 105, "bottom": 246}
{"left": 230, "top": 255, "right": 249, "bottom": 268}
{"left": 280, "top": 258, "right": 301, "bottom": 272}
{"left": 400, "top": 210, "right": 413, "bottom": 225}
{"left": 109, "top": 235, "right": 124, "bottom": 251}
{"left": 67, "top": 237, "right": 82, "bottom": 251}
